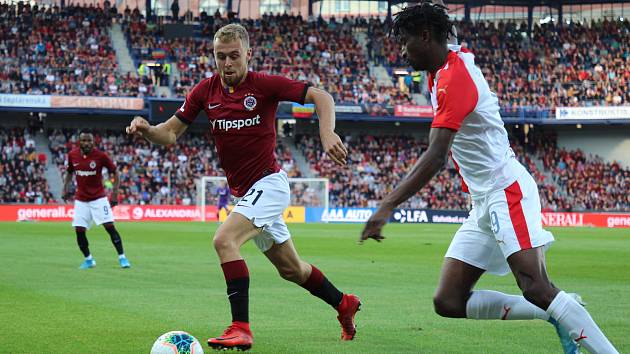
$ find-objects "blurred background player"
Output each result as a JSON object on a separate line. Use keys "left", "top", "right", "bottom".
{"left": 216, "top": 181, "right": 231, "bottom": 219}
{"left": 63, "top": 131, "right": 131, "bottom": 270}
{"left": 126, "top": 23, "right": 360, "bottom": 351}
{"left": 359, "top": 2, "right": 618, "bottom": 354}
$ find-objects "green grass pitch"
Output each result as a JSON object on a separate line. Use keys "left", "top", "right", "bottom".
{"left": 1, "top": 222, "right": 628, "bottom": 353}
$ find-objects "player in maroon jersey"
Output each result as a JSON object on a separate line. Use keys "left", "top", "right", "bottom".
{"left": 126, "top": 24, "right": 359, "bottom": 351}
{"left": 63, "top": 131, "right": 130, "bottom": 269}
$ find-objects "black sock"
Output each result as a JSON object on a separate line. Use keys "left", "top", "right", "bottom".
{"left": 300, "top": 265, "right": 344, "bottom": 308}
{"left": 75, "top": 227, "right": 90, "bottom": 257}
{"left": 221, "top": 260, "right": 250, "bottom": 323}
{"left": 104, "top": 224, "right": 124, "bottom": 255}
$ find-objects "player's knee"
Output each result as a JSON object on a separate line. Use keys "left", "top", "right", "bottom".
{"left": 277, "top": 265, "right": 302, "bottom": 283}
{"left": 521, "top": 280, "right": 556, "bottom": 309}
{"left": 433, "top": 295, "right": 466, "bottom": 318}
{"left": 212, "top": 233, "right": 237, "bottom": 254}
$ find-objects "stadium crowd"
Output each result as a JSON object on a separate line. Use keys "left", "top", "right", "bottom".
{"left": 455, "top": 19, "right": 629, "bottom": 109}
{"left": 295, "top": 134, "right": 470, "bottom": 210}
{"left": 294, "top": 132, "right": 629, "bottom": 212}
{"left": 535, "top": 133, "right": 629, "bottom": 211}
{"left": 123, "top": 13, "right": 414, "bottom": 105}
{"left": 0, "top": 2, "right": 152, "bottom": 97}
{"left": 368, "top": 17, "right": 630, "bottom": 110}
{"left": 3, "top": 1, "right": 627, "bottom": 111}
{"left": 0, "top": 128, "right": 54, "bottom": 204}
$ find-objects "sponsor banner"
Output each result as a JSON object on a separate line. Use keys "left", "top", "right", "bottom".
{"left": 0, "top": 205, "right": 217, "bottom": 222}
{"left": 542, "top": 212, "right": 630, "bottom": 228}
{"left": 390, "top": 209, "right": 469, "bottom": 224}
{"left": 335, "top": 105, "right": 364, "bottom": 114}
{"left": 556, "top": 106, "right": 630, "bottom": 120}
{"left": 9, "top": 205, "right": 74, "bottom": 221}
{"left": 394, "top": 105, "right": 434, "bottom": 118}
{"left": 0, "top": 94, "right": 51, "bottom": 108}
{"left": 3, "top": 206, "right": 627, "bottom": 228}
{"left": 284, "top": 206, "right": 305, "bottom": 223}
{"left": 50, "top": 96, "right": 144, "bottom": 110}
{"left": 113, "top": 205, "right": 214, "bottom": 222}
{"left": 305, "top": 207, "right": 375, "bottom": 223}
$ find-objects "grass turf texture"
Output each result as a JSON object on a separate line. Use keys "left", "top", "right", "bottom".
{"left": 1, "top": 222, "right": 628, "bottom": 353}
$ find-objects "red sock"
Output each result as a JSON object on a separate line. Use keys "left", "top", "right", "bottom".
{"left": 300, "top": 265, "right": 343, "bottom": 308}
{"left": 221, "top": 260, "right": 250, "bottom": 323}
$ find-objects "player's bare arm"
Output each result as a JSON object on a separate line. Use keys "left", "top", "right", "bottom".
{"left": 126, "top": 115, "right": 188, "bottom": 145}
{"left": 304, "top": 86, "right": 348, "bottom": 166}
{"left": 359, "top": 127, "right": 456, "bottom": 243}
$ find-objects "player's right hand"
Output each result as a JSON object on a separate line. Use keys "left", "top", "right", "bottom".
{"left": 126, "top": 116, "right": 151, "bottom": 137}
{"left": 358, "top": 206, "right": 391, "bottom": 244}
{"left": 321, "top": 131, "right": 347, "bottom": 166}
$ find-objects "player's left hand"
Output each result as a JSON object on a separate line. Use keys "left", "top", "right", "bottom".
{"left": 358, "top": 206, "right": 392, "bottom": 244}
{"left": 110, "top": 194, "right": 118, "bottom": 207}
{"left": 320, "top": 131, "right": 347, "bottom": 166}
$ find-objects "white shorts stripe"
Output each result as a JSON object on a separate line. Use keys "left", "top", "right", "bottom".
{"left": 445, "top": 171, "right": 554, "bottom": 275}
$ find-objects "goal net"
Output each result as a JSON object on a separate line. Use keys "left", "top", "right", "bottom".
{"left": 197, "top": 176, "right": 329, "bottom": 222}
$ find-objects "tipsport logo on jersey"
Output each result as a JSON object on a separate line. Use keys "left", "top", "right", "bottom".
{"left": 209, "top": 115, "right": 261, "bottom": 132}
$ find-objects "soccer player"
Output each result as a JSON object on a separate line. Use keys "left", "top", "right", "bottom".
{"left": 126, "top": 23, "right": 360, "bottom": 351}
{"left": 63, "top": 131, "right": 131, "bottom": 269}
{"left": 216, "top": 181, "right": 230, "bottom": 218}
{"left": 359, "top": 3, "right": 618, "bottom": 354}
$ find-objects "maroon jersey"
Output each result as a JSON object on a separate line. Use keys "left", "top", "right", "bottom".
{"left": 67, "top": 148, "right": 116, "bottom": 202}
{"left": 175, "top": 71, "right": 308, "bottom": 197}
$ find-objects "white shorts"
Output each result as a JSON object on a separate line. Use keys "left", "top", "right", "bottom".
{"left": 72, "top": 197, "right": 114, "bottom": 229}
{"left": 445, "top": 171, "right": 554, "bottom": 275}
{"left": 232, "top": 170, "right": 291, "bottom": 252}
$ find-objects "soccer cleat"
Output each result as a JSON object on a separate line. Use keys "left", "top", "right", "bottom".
{"left": 119, "top": 256, "right": 131, "bottom": 268}
{"left": 336, "top": 293, "right": 361, "bottom": 340}
{"left": 207, "top": 322, "right": 253, "bottom": 351}
{"left": 548, "top": 293, "right": 586, "bottom": 354}
{"left": 549, "top": 317, "right": 581, "bottom": 354}
{"left": 79, "top": 259, "right": 96, "bottom": 269}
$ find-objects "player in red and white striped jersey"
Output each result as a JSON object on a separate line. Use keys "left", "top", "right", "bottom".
{"left": 360, "top": 3, "right": 617, "bottom": 353}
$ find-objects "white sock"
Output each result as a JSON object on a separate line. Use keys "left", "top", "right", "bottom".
{"left": 85, "top": 255, "right": 93, "bottom": 261}
{"left": 466, "top": 290, "right": 549, "bottom": 320}
{"left": 547, "top": 291, "right": 618, "bottom": 354}
{"left": 118, "top": 254, "right": 126, "bottom": 259}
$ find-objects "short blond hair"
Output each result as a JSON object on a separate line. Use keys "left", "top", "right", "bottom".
{"left": 214, "top": 23, "right": 250, "bottom": 48}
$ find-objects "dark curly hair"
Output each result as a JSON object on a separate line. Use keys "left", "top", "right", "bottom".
{"left": 390, "top": 1, "right": 454, "bottom": 44}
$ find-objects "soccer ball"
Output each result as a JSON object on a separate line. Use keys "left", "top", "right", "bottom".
{"left": 150, "top": 331, "right": 204, "bottom": 354}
